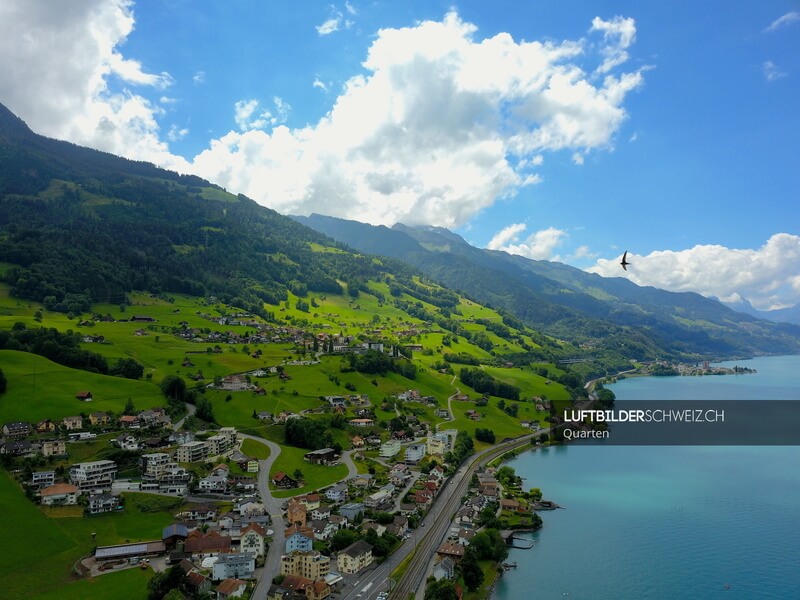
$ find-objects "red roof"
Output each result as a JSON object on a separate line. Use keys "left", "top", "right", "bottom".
{"left": 217, "top": 578, "right": 247, "bottom": 596}
{"left": 41, "top": 483, "right": 79, "bottom": 496}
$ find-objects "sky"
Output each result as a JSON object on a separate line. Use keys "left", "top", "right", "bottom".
{"left": 0, "top": 1, "right": 798, "bottom": 311}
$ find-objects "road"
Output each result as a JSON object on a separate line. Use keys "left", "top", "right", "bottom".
{"left": 237, "top": 432, "right": 285, "bottom": 600}
{"left": 336, "top": 432, "right": 541, "bottom": 600}
{"left": 173, "top": 401, "right": 196, "bottom": 431}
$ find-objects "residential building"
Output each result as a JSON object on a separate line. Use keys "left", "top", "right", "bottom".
{"left": 40, "top": 483, "right": 80, "bottom": 505}
{"left": 310, "top": 506, "right": 332, "bottom": 521}
{"left": 433, "top": 557, "right": 456, "bottom": 581}
{"left": 69, "top": 460, "right": 117, "bottom": 493}
{"left": 364, "top": 489, "right": 392, "bottom": 510}
{"left": 349, "top": 473, "right": 374, "bottom": 488}
{"left": 212, "top": 553, "right": 255, "bottom": 581}
{"left": 284, "top": 532, "right": 314, "bottom": 554}
{"left": 240, "top": 523, "right": 266, "bottom": 557}
{"left": 36, "top": 419, "right": 56, "bottom": 433}
{"left": 217, "top": 578, "right": 248, "bottom": 599}
{"left": 426, "top": 432, "right": 450, "bottom": 456}
{"left": 436, "top": 542, "right": 465, "bottom": 560}
{"left": 338, "top": 502, "right": 364, "bottom": 521}
{"left": 310, "top": 519, "right": 337, "bottom": 541}
{"left": 88, "top": 412, "right": 110, "bottom": 426}
{"left": 198, "top": 474, "right": 228, "bottom": 493}
{"left": 186, "top": 571, "right": 212, "bottom": 596}
{"left": 41, "top": 439, "right": 66, "bottom": 457}
{"left": 184, "top": 530, "right": 232, "bottom": 557}
{"left": 205, "top": 433, "right": 233, "bottom": 457}
{"left": 287, "top": 500, "right": 307, "bottom": 527}
{"left": 337, "top": 540, "right": 374, "bottom": 574}
{"left": 348, "top": 418, "right": 374, "bottom": 428}
{"left": 281, "top": 550, "right": 331, "bottom": 580}
{"left": 2, "top": 421, "right": 31, "bottom": 439}
{"left": 141, "top": 453, "right": 171, "bottom": 478}
{"left": 88, "top": 493, "right": 121, "bottom": 514}
{"left": 379, "top": 439, "right": 401, "bottom": 459}
{"left": 404, "top": 443, "right": 426, "bottom": 465}
{"left": 272, "top": 471, "right": 297, "bottom": 489}
{"left": 325, "top": 483, "right": 348, "bottom": 503}
{"left": 31, "top": 470, "right": 55, "bottom": 490}
{"left": 176, "top": 441, "right": 209, "bottom": 463}
{"left": 62, "top": 416, "right": 83, "bottom": 431}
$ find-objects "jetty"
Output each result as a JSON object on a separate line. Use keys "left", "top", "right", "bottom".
{"left": 500, "top": 531, "right": 535, "bottom": 549}
{"left": 531, "top": 500, "right": 562, "bottom": 511}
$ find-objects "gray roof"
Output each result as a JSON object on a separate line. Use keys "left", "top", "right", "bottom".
{"left": 340, "top": 540, "right": 373, "bottom": 558}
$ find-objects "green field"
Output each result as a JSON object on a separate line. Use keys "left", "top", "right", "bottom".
{"left": 34, "top": 567, "right": 152, "bottom": 600}
{"left": 0, "top": 472, "right": 175, "bottom": 599}
{"left": 241, "top": 437, "right": 270, "bottom": 459}
{"left": 0, "top": 349, "right": 165, "bottom": 423}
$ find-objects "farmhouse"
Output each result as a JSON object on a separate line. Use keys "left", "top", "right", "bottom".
{"left": 40, "top": 483, "right": 80, "bottom": 506}
{"left": 304, "top": 448, "right": 339, "bottom": 465}
{"left": 75, "top": 391, "right": 93, "bottom": 401}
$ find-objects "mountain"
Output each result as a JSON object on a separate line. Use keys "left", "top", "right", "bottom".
{"left": 722, "top": 298, "right": 800, "bottom": 326}
{"left": 294, "top": 213, "right": 800, "bottom": 358}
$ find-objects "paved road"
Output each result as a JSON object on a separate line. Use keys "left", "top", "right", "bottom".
{"left": 238, "top": 432, "right": 285, "bottom": 600}
{"left": 341, "top": 449, "right": 359, "bottom": 479}
{"left": 335, "top": 433, "right": 540, "bottom": 600}
{"left": 174, "top": 402, "right": 197, "bottom": 430}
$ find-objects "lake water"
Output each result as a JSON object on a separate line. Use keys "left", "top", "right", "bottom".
{"left": 492, "top": 355, "right": 800, "bottom": 600}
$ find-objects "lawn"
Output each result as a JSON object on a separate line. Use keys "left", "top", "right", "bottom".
{"left": 34, "top": 567, "right": 152, "bottom": 600}
{"left": 266, "top": 438, "right": 347, "bottom": 498}
{"left": 0, "top": 349, "right": 165, "bottom": 423}
{"left": 241, "top": 437, "right": 270, "bottom": 459}
{"left": 0, "top": 472, "right": 176, "bottom": 599}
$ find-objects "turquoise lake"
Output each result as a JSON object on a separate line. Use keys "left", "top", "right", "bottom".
{"left": 492, "top": 355, "right": 800, "bottom": 600}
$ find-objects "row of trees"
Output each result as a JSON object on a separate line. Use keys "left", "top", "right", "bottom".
{"left": 459, "top": 367, "right": 520, "bottom": 401}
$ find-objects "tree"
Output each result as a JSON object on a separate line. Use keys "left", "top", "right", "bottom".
{"left": 123, "top": 398, "right": 136, "bottom": 416}
{"left": 196, "top": 397, "right": 215, "bottom": 423}
{"left": 424, "top": 579, "right": 458, "bottom": 600}
{"left": 147, "top": 565, "right": 188, "bottom": 600}
{"left": 329, "top": 529, "right": 359, "bottom": 552}
{"left": 0, "top": 367, "right": 6, "bottom": 394}
{"left": 110, "top": 358, "right": 144, "bottom": 379}
{"left": 293, "top": 468, "right": 304, "bottom": 481}
{"left": 459, "top": 547, "right": 484, "bottom": 591}
{"left": 160, "top": 375, "right": 187, "bottom": 401}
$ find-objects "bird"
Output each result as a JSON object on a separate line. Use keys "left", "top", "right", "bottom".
{"left": 620, "top": 251, "right": 631, "bottom": 271}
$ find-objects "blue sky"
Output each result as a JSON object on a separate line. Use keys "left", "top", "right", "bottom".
{"left": 0, "top": 1, "right": 798, "bottom": 310}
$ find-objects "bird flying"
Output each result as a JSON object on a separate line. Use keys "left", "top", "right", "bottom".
{"left": 620, "top": 251, "right": 631, "bottom": 271}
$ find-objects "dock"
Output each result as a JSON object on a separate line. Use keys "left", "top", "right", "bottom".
{"left": 500, "top": 531, "right": 535, "bottom": 549}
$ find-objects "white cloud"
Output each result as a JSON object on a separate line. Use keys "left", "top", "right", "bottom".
{"left": 590, "top": 16, "right": 636, "bottom": 74}
{"left": 763, "top": 60, "right": 786, "bottom": 82}
{"left": 345, "top": 2, "right": 357, "bottom": 16}
{"left": 193, "top": 70, "right": 206, "bottom": 84}
{"left": 316, "top": 17, "right": 340, "bottom": 35}
{"left": 587, "top": 234, "right": 800, "bottom": 310}
{"left": 764, "top": 11, "right": 800, "bottom": 33}
{"left": 572, "top": 152, "right": 585, "bottom": 165}
{"left": 313, "top": 78, "right": 329, "bottom": 92}
{"left": 190, "top": 11, "right": 644, "bottom": 227}
{"left": 0, "top": 0, "right": 188, "bottom": 171}
{"left": 0, "top": 6, "right": 644, "bottom": 229}
{"left": 487, "top": 223, "right": 567, "bottom": 260}
{"left": 167, "top": 124, "right": 189, "bottom": 141}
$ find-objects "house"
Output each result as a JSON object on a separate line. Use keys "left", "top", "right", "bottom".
{"left": 198, "top": 474, "right": 228, "bottom": 493}
{"left": 31, "top": 470, "right": 56, "bottom": 490}
{"left": 386, "top": 515, "right": 409, "bottom": 537}
{"left": 338, "top": 502, "right": 365, "bottom": 521}
{"left": 433, "top": 557, "right": 456, "bottom": 581}
{"left": 414, "top": 490, "right": 434, "bottom": 508}
{"left": 500, "top": 498, "right": 523, "bottom": 513}
{"left": 404, "top": 443, "right": 426, "bottom": 465}
{"left": 236, "top": 498, "right": 266, "bottom": 517}
{"left": 36, "top": 419, "right": 56, "bottom": 433}
{"left": 285, "top": 531, "right": 314, "bottom": 553}
{"left": 41, "top": 439, "right": 66, "bottom": 457}
{"left": 295, "top": 493, "right": 322, "bottom": 511}
{"left": 40, "top": 483, "right": 80, "bottom": 506}
{"left": 176, "top": 503, "right": 218, "bottom": 522}
{"left": 88, "top": 412, "right": 110, "bottom": 426}
{"left": 350, "top": 435, "right": 364, "bottom": 448}
{"left": 2, "top": 421, "right": 31, "bottom": 439}
{"left": 435, "top": 408, "right": 451, "bottom": 419}
{"left": 457, "top": 528, "right": 476, "bottom": 546}
{"left": 87, "top": 493, "right": 121, "bottom": 514}
{"left": 364, "top": 489, "right": 392, "bottom": 510}
{"left": 62, "top": 416, "right": 83, "bottom": 431}
{"left": 329, "top": 514, "right": 348, "bottom": 529}
{"left": 220, "top": 375, "right": 249, "bottom": 391}
{"left": 436, "top": 542, "right": 466, "bottom": 560}
{"left": 399, "top": 503, "right": 418, "bottom": 516}
{"left": 287, "top": 500, "right": 307, "bottom": 527}
{"left": 186, "top": 571, "right": 212, "bottom": 596}
{"left": 119, "top": 415, "right": 140, "bottom": 429}
{"left": 426, "top": 432, "right": 450, "bottom": 456}
{"left": 239, "top": 523, "right": 266, "bottom": 557}
{"left": 212, "top": 553, "right": 255, "bottom": 581}
{"left": 360, "top": 521, "right": 386, "bottom": 537}
{"left": 310, "top": 506, "right": 332, "bottom": 521}
{"left": 325, "top": 483, "right": 348, "bottom": 504}
{"left": 280, "top": 550, "right": 331, "bottom": 579}
{"left": 349, "top": 473, "right": 374, "bottom": 488}
{"left": 310, "top": 519, "right": 337, "bottom": 541}
{"left": 279, "top": 576, "right": 331, "bottom": 600}
{"left": 216, "top": 578, "right": 248, "bottom": 599}
{"left": 75, "top": 391, "right": 93, "bottom": 401}
{"left": 2, "top": 440, "right": 36, "bottom": 456}
{"left": 348, "top": 418, "right": 374, "bottom": 428}
{"left": 272, "top": 471, "right": 298, "bottom": 489}
{"left": 337, "top": 540, "right": 374, "bottom": 574}
{"left": 115, "top": 433, "right": 140, "bottom": 451}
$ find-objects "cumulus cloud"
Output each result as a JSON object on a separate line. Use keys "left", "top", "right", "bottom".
{"left": 487, "top": 223, "right": 567, "bottom": 260}
{"left": 763, "top": 60, "right": 786, "bottom": 82}
{"left": 0, "top": 0, "right": 188, "bottom": 171}
{"left": 167, "top": 124, "right": 189, "bottom": 141}
{"left": 191, "top": 11, "right": 645, "bottom": 226}
{"left": 764, "top": 11, "right": 800, "bottom": 33}
{"left": 0, "top": 5, "right": 645, "bottom": 228}
{"left": 587, "top": 234, "right": 800, "bottom": 310}
{"left": 316, "top": 17, "right": 340, "bottom": 36}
